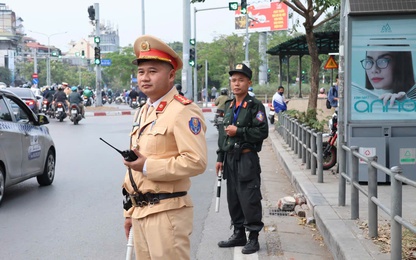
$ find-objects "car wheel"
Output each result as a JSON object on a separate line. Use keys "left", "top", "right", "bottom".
{"left": 37, "top": 150, "right": 55, "bottom": 186}
{"left": 0, "top": 166, "right": 5, "bottom": 206}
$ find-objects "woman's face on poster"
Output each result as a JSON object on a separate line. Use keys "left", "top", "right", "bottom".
{"left": 362, "top": 51, "right": 395, "bottom": 90}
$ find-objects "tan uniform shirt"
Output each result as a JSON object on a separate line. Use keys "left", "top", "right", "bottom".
{"left": 123, "top": 87, "right": 207, "bottom": 219}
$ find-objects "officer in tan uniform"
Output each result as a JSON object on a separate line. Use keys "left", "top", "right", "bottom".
{"left": 122, "top": 35, "right": 208, "bottom": 260}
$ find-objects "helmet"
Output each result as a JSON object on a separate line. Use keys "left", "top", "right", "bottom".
{"left": 57, "top": 84, "right": 64, "bottom": 90}
{"left": 248, "top": 87, "right": 253, "bottom": 91}
{"left": 220, "top": 88, "right": 228, "bottom": 95}
{"left": 71, "top": 86, "right": 78, "bottom": 92}
{"left": 319, "top": 87, "right": 325, "bottom": 93}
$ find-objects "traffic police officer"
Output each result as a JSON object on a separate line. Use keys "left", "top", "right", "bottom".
{"left": 216, "top": 63, "right": 268, "bottom": 254}
{"left": 122, "top": 35, "right": 208, "bottom": 260}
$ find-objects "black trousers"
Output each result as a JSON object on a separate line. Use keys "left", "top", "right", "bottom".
{"left": 224, "top": 151, "right": 264, "bottom": 233}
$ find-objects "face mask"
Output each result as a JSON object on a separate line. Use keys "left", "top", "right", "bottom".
{"left": 278, "top": 92, "right": 283, "bottom": 96}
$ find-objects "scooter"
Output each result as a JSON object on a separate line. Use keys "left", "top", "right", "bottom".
{"left": 55, "top": 101, "right": 67, "bottom": 122}
{"left": 41, "top": 100, "right": 54, "bottom": 118}
{"left": 83, "top": 96, "right": 92, "bottom": 107}
{"left": 322, "top": 110, "right": 337, "bottom": 170}
{"left": 213, "top": 109, "right": 225, "bottom": 130}
{"left": 268, "top": 103, "right": 275, "bottom": 124}
{"left": 130, "top": 98, "right": 138, "bottom": 109}
{"left": 115, "top": 95, "right": 124, "bottom": 105}
{"left": 69, "top": 103, "right": 83, "bottom": 125}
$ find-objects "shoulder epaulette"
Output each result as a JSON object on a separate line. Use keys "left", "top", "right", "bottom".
{"left": 174, "top": 94, "right": 193, "bottom": 105}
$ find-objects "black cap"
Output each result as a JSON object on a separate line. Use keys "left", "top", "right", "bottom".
{"left": 229, "top": 63, "right": 252, "bottom": 80}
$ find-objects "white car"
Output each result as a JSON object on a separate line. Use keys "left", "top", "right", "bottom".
{"left": 0, "top": 89, "right": 56, "bottom": 205}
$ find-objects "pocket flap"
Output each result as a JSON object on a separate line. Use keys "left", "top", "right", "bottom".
{"left": 148, "top": 126, "right": 167, "bottom": 136}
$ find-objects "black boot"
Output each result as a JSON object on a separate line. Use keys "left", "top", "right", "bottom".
{"left": 218, "top": 228, "right": 247, "bottom": 248}
{"left": 242, "top": 232, "right": 260, "bottom": 254}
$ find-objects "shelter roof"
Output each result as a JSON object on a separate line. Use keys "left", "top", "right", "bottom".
{"left": 266, "top": 31, "right": 339, "bottom": 56}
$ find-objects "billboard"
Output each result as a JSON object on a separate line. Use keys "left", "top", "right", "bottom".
{"left": 235, "top": 2, "right": 288, "bottom": 33}
{"left": 350, "top": 16, "right": 416, "bottom": 121}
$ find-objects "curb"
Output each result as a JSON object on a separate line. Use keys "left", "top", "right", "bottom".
{"left": 269, "top": 130, "right": 374, "bottom": 260}
{"left": 85, "top": 108, "right": 214, "bottom": 117}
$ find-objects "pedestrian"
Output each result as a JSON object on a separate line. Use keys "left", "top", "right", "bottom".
{"left": 318, "top": 87, "right": 327, "bottom": 98}
{"left": 328, "top": 75, "right": 339, "bottom": 111}
{"left": 215, "top": 63, "right": 268, "bottom": 254}
{"left": 211, "top": 86, "right": 217, "bottom": 101}
{"left": 122, "top": 34, "right": 208, "bottom": 260}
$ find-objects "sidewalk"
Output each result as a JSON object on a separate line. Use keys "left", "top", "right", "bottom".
{"left": 268, "top": 128, "right": 397, "bottom": 260}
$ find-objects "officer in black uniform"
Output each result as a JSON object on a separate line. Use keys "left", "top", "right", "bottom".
{"left": 216, "top": 63, "right": 268, "bottom": 254}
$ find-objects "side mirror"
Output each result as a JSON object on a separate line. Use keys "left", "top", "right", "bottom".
{"left": 37, "top": 114, "right": 50, "bottom": 125}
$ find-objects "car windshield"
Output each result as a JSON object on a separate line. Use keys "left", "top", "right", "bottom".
{"left": 7, "top": 88, "right": 35, "bottom": 99}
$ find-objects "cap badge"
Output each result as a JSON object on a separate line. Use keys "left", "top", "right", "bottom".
{"left": 140, "top": 41, "right": 150, "bottom": 52}
{"left": 236, "top": 64, "right": 243, "bottom": 69}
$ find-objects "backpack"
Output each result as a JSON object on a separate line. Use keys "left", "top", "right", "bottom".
{"left": 326, "top": 98, "right": 331, "bottom": 109}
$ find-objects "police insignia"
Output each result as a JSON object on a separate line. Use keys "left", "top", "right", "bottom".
{"left": 189, "top": 117, "right": 202, "bottom": 135}
{"left": 256, "top": 111, "right": 265, "bottom": 122}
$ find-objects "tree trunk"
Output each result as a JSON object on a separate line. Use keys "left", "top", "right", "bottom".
{"left": 304, "top": 28, "right": 321, "bottom": 111}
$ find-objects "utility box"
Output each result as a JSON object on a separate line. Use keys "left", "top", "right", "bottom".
{"left": 344, "top": 0, "right": 416, "bottom": 182}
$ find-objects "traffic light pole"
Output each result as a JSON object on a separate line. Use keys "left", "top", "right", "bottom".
{"left": 94, "top": 2, "right": 102, "bottom": 107}
{"left": 193, "top": 6, "right": 228, "bottom": 102}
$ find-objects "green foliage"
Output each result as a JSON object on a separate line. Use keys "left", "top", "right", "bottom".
{"left": 0, "top": 67, "right": 11, "bottom": 85}
{"left": 285, "top": 108, "right": 328, "bottom": 133}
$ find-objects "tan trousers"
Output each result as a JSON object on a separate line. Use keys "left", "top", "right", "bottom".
{"left": 132, "top": 207, "right": 193, "bottom": 260}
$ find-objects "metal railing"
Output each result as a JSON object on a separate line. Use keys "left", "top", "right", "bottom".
{"left": 276, "top": 112, "right": 416, "bottom": 260}
{"left": 338, "top": 145, "right": 416, "bottom": 260}
{"left": 277, "top": 112, "right": 325, "bottom": 182}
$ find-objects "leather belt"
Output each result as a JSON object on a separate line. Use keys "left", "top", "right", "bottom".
{"left": 130, "top": 191, "right": 187, "bottom": 207}
{"left": 228, "top": 148, "right": 252, "bottom": 154}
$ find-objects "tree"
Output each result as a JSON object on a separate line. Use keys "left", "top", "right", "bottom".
{"left": 0, "top": 67, "right": 11, "bottom": 86}
{"left": 282, "top": 0, "right": 340, "bottom": 110}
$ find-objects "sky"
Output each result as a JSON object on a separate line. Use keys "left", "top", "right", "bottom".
{"left": 7, "top": 0, "right": 237, "bottom": 52}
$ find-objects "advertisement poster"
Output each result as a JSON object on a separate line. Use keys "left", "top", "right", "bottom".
{"left": 235, "top": 2, "right": 288, "bottom": 33}
{"left": 350, "top": 16, "right": 416, "bottom": 121}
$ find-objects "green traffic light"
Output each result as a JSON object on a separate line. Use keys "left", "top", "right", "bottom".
{"left": 95, "top": 58, "right": 101, "bottom": 65}
{"left": 189, "top": 39, "right": 196, "bottom": 45}
{"left": 229, "top": 2, "right": 238, "bottom": 11}
{"left": 241, "top": 7, "right": 247, "bottom": 14}
{"left": 189, "top": 60, "right": 195, "bottom": 67}
{"left": 94, "top": 36, "right": 100, "bottom": 44}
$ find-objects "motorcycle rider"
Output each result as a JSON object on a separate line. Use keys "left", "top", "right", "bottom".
{"left": 68, "top": 86, "right": 85, "bottom": 118}
{"left": 214, "top": 88, "right": 230, "bottom": 111}
{"left": 83, "top": 86, "right": 94, "bottom": 106}
{"left": 53, "top": 84, "right": 69, "bottom": 112}
{"left": 42, "top": 86, "right": 54, "bottom": 112}
{"left": 128, "top": 87, "right": 139, "bottom": 105}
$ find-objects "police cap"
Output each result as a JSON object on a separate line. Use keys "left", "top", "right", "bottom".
{"left": 229, "top": 63, "right": 252, "bottom": 80}
{"left": 132, "top": 35, "right": 183, "bottom": 71}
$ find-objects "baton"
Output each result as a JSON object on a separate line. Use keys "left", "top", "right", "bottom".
{"left": 215, "top": 170, "right": 223, "bottom": 213}
{"left": 126, "top": 227, "right": 134, "bottom": 260}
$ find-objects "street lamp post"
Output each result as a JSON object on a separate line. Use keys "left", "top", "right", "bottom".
{"left": 29, "top": 30, "right": 67, "bottom": 86}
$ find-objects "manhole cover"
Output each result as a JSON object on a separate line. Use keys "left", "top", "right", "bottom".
{"left": 269, "top": 207, "right": 291, "bottom": 216}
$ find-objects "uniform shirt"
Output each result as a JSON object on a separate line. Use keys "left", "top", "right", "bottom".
{"left": 123, "top": 87, "right": 207, "bottom": 219}
{"left": 215, "top": 95, "right": 230, "bottom": 111}
{"left": 217, "top": 94, "right": 268, "bottom": 163}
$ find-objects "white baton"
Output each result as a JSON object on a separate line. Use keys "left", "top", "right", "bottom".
{"left": 126, "top": 227, "right": 134, "bottom": 260}
{"left": 215, "top": 170, "right": 223, "bottom": 213}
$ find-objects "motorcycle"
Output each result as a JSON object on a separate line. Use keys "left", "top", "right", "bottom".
{"left": 213, "top": 109, "right": 225, "bottom": 130}
{"left": 54, "top": 101, "right": 67, "bottom": 122}
{"left": 115, "top": 95, "right": 124, "bottom": 105}
{"left": 69, "top": 103, "right": 82, "bottom": 125}
{"left": 130, "top": 98, "right": 138, "bottom": 109}
{"left": 268, "top": 103, "right": 275, "bottom": 124}
{"left": 322, "top": 110, "right": 338, "bottom": 170}
{"left": 41, "top": 100, "right": 54, "bottom": 117}
{"left": 83, "top": 96, "right": 92, "bottom": 107}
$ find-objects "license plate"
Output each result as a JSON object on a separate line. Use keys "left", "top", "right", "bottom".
{"left": 71, "top": 109, "right": 77, "bottom": 115}
{"left": 57, "top": 108, "right": 63, "bottom": 112}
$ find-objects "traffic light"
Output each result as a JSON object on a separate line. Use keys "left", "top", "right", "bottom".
{"left": 94, "top": 36, "right": 100, "bottom": 44}
{"left": 267, "top": 73, "right": 271, "bottom": 83}
{"left": 189, "top": 48, "right": 195, "bottom": 67}
{"left": 88, "top": 5, "right": 95, "bottom": 21}
{"left": 229, "top": 2, "right": 238, "bottom": 11}
{"left": 189, "top": 38, "right": 196, "bottom": 46}
{"left": 81, "top": 50, "right": 85, "bottom": 58}
{"left": 51, "top": 51, "right": 58, "bottom": 57}
{"left": 94, "top": 47, "right": 101, "bottom": 65}
{"left": 241, "top": 0, "right": 247, "bottom": 14}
